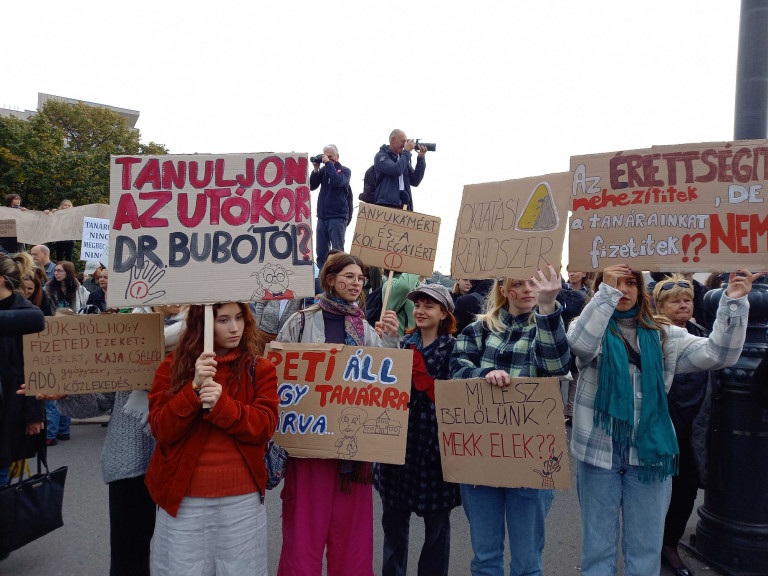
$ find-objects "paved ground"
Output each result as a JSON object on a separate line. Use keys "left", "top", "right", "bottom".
{"left": 0, "top": 421, "right": 724, "bottom": 575}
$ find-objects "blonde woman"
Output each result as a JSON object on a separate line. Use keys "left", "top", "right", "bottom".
{"left": 449, "top": 265, "right": 570, "bottom": 576}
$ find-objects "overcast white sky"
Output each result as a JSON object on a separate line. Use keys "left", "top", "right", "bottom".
{"left": 3, "top": 0, "right": 741, "bottom": 274}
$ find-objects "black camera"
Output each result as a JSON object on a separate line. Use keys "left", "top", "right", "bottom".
{"left": 413, "top": 139, "right": 437, "bottom": 152}
{"left": 310, "top": 154, "right": 325, "bottom": 164}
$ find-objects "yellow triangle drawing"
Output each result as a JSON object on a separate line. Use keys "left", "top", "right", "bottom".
{"left": 516, "top": 182, "right": 559, "bottom": 231}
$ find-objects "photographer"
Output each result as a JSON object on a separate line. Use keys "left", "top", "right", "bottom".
{"left": 373, "top": 129, "right": 426, "bottom": 211}
{"left": 310, "top": 144, "right": 352, "bottom": 271}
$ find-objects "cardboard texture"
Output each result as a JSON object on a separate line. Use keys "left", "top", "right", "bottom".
{"left": 0, "top": 205, "right": 110, "bottom": 244}
{"left": 0, "top": 219, "right": 17, "bottom": 253}
{"left": 265, "top": 342, "right": 413, "bottom": 465}
{"left": 450, "top": 173, "right": 571, "bottom": 280}
{"left": 350, "top": 203, "right": 440, "bottom": 276}
{"left": 81, "top": 217, "right": 110, "bottom": 261}
{"left": 107, "top": 153, "right": 315, "bottom": 307}
{"left": 23, "top": 313, "right": 165, "bottom": 395}
{"left": 434, "top": 377, "right": 571, "bottom": 490}
{"left": 569, "top": 139, "right": 768, "bottom": 272}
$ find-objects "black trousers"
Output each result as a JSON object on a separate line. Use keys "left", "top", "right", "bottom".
{"left": 381, "top": 504, "right": 451, "bottom": 576}
{"left": 663, "top": 402, "right": 701, "bottom": 547}
{"left": 108, "top": 475, "right": 156, "bottom": 576}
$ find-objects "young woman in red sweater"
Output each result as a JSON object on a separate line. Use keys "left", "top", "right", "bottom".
{"left": 145, "top": 302, "right": 279, "bottom": 576}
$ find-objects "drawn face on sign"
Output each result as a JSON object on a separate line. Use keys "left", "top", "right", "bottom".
{"left": 251, "top": 264, "right": 295, "bottom": 299}
{"left": 500, "top": 279, "right": 538, "bottom": 316}
{"left": 338, "top": 407, "right": 367, "bottom": 437}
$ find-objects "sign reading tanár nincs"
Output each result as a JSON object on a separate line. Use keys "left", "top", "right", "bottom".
{"left": 265, "top": 342, "right": 413, "bottom": 465}
{"left": 434, "top": 377, "right": 571, "bottom": 490}
{"left": 81, "top": 217, "right": 110, "bottom": 261}
{"left": 450, "top": 173, "right": 571, "bottom": 280}
{"left": 108, "top": 153, "right": 314, "bottom": 307}
{"left": 569, "top": 139, "right": 768, "bottom": 272}
{"left": 350, "top": 203, "right": 440, "bottom": 276}
{"left": 23, "top": 314, "right": 164, "bottom": 396}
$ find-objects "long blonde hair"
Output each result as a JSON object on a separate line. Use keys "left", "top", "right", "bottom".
{"left": 476, "top": 278, "right": 535, "bottom": 334}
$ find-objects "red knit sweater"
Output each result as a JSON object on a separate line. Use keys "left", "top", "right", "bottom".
{"left": 145, "top": 351, "right": 278, "bottom": 517}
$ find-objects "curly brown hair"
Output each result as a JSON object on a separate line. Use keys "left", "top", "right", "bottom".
{"left": 169, "top": 302, "right": 258, "bottom": 393}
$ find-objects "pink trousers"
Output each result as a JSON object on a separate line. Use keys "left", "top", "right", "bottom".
{"left": 277, "top": 458, "right": 374, "bottom": 576}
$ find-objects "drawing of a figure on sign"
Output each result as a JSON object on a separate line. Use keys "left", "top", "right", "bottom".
{"left": 533, "top": 448, "right": 564, "bottom": 489}
{"left": 516, "top": 182, "right": 559, "bottom": 231}
{"left": 251, "top": 264, "right": 296, "bottom": 300}
{"left": 335, "top": 407, "right": 367, "bottom": 459}
{"left": 363, "top": 409, "right": 402, "bottom": 436}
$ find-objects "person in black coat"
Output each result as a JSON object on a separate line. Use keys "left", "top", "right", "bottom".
{"left": 0, "top": 253, "right": 46, "bottom": 486}
{"left": 453, "top": 279, "right": 494, "bottom": 334}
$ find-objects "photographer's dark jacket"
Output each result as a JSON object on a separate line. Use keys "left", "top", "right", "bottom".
{"left": 373, "top": 144, "right": 426, "bottom": 211}
{"left": 310, "top": 161, "right": 352, "bottom": 221}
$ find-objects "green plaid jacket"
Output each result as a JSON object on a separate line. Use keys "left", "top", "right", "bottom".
{"left": 450, "top": 303, "right": 570, "bottom": 379}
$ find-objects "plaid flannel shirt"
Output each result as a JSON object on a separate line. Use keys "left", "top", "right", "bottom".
{"left": 450, "top": 303, "right": 570, "bottom": 380}
{"left": 567, "top": 282, "right": 748, "bottom": 470}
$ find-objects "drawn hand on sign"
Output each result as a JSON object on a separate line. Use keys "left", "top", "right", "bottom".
{"left": 533, "top": 448, "right": 563, "bottom": 489}
{"left": 125, "top": 262, "right": 167, "bottom": 304}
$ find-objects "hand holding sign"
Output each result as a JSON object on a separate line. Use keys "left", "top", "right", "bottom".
{"left": 125, "top": 262, "right": 167, "bottom": 304}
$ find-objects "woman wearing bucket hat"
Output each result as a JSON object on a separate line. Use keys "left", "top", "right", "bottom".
{"left": 376, "top": 282, "right": 461, "bottom": 576}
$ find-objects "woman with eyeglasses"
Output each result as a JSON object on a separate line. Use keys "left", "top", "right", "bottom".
{"left": 567, "top": 264, "right": 757, "bottom": 576}
{"left": 275, "top": 252, "right": 397, "bottom": 576}
{"left": 652, "top": 275, "right": 712, "bottom": 576}
{"left": 44, "top": 260, "right": 90, "bottom": 312}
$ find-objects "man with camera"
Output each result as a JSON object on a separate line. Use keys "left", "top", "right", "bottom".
{"left": 373, "top": 129, "right": 427, "bottom": 211}
{"left": 310, "top": 144, "right": 352, "bottom": 270}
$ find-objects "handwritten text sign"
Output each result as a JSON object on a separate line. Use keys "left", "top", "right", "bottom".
{"left": 569, "top": 139, "right": 768, "bottom": 272}
{"left": 0, "top": 205, "right": 110, "bottom": 244}
{"left": 108, "top": 153, "right": 314, "bottom": 307}
{"left": 23, "top": 314, "right": 164, "bottom": 395}
{"left": 450, "top": 173, "right": 571, "bottom": 280}
{"left": 81, "top": 217, "right": 110, "bottom": 261}
{"left": 434, "top": 377, "right": 571, "bottom": 490}
{"left": 0, "top": 219, "right": 17, "bottom": 253}
{"left": 265, "top": 342, "right": 413, "bottom": 465}
{"left": 350, "top": 203, "right": 440, "bottom": 276}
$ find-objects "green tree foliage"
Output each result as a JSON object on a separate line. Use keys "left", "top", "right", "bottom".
{"left": 0, "top": 101, "right": 167, "bottom": 209}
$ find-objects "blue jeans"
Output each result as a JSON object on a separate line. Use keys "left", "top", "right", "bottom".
{"left": 460, "top": 484, "right": 554, "bottom": 576}
{"left": 577, "top": 442, "right": 672, "bottom": 576}
{"left": 381, "top": 505, "right": 451, "bottom": 576}
{"left": 315, "top": 217, "right": 346, "bottom": 270}
{"left": 0, "top": 467, "right": 9, "bottom": 486}
{"left": 46, "top": 400, "right": 71, "bottom": 439}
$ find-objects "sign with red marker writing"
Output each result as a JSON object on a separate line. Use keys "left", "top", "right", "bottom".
{"left": 450, "top": 173, "right": 571, "bottom": 280}
{"left": 569, "top": 139, "right": 768, "bottom": 271}
{"left": 434, "top": 377, "right": 571, "bottom": 490}
{"left": 350, "top": 203, "right": 440, "bottom": 276}
{"left": 108, "top": 153, "right": 315, "bottom": 307}
{"left": 265, "top": 342, "right": 413, "bottom": 465}
{"left": 23, "top": 314, "right": 164, "bottom": 395}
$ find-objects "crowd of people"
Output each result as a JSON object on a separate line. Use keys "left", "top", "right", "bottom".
{"left": 0, "top": 144, "right": 759, "bottom": 576}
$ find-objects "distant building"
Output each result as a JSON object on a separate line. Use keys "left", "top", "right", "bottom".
{"left": 0, "top": 92, "right": 139, "bottom": 127}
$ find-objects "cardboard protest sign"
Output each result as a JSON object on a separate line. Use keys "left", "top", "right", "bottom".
{"left": 434, "top": 377, "right": 571, "bottom": 490}
{"left": 569, "top": 139, "right": 768, "bottom": 272}
{"left": 0, "top": 204, "right": 110, "bottom": 244}
{"left": 81, "top": 217, "right": 110, "bottom": 261}
{"left": 23, "top": 314, "right": 164, "bottom": 395}
{"left": 108, "top": 153, "right": 314, "bottom": 307}
{"left": 0, "top": 219, "right": 17, "bottom": 253}
{"left": 350, "top": 203, "right": 440, "bottom": 276}
{"left": 450, "top": 173, "right": 571, "bottom": 280}
{"left": 265, "top": 342, "right": 413, "bottom": 465}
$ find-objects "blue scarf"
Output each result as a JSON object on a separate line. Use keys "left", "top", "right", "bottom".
{"left": 595, "top": 306, "right": 679, "bottom": 482}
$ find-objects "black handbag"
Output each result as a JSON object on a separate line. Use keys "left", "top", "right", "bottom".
{"left": 0, "top": 441, "right": 68, "bottom": 554}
